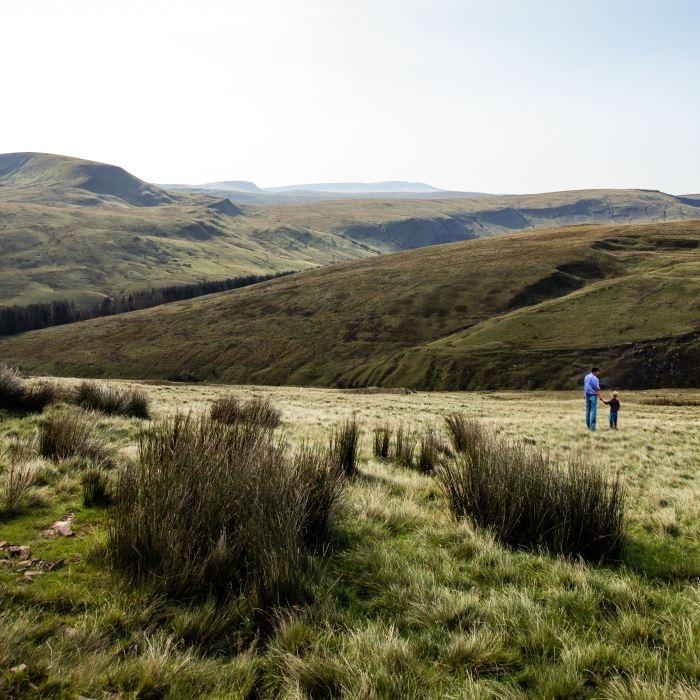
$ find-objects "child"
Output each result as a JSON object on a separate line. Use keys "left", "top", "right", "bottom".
{"left": 603, "top": 391, "right": 621, "bottom": 429}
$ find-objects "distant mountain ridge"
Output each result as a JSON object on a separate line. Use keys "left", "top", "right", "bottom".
{"left": 162, "top": 179, "right": 490, "bottom": 204}
{"left": 0, "top": 152, "right": 176, "bottom": 207}
{"left": 2, "top": 151, "right": 700, "bottom": 309}
{"left": 264, "top": 181, "right": 445, "bottom": 193}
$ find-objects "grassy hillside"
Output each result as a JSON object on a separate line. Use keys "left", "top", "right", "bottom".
{"left": 2, "top": 153, "right": 700, "bottom": 307}
{"left": 3, "top": 220, "right": 698, "bottom": 390}
{"left": 1, "top": 382, "right": 699, "bottom": 696}
{"left": 0, "top": 153, "right": 372, "bottom": 307}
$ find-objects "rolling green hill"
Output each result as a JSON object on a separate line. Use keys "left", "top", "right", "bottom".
{"left": 3, "top": 220, "right": 698, "bottom": 390}
{"left": 2, "top": 152, "right": 700, "bottom": 308}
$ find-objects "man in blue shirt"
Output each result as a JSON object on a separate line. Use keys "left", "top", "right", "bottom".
{"left": 583, "top": 367, "right": 605, "bottom": 431}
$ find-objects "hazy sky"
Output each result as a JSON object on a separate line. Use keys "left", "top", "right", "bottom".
{"left": 2, "top": 0, "right": 699, "bottom": 193}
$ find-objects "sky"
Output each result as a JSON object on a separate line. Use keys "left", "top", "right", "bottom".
{"left": 1, "top": 0, "right": 699, "bottom": 193}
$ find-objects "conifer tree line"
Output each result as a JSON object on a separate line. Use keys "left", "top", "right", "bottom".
{"left": 0, "top": 271, "right": 293, "bottom": 336}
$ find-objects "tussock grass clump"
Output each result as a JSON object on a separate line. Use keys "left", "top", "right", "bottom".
{"left": 329, "top": 418, "right": 361, "bottom": 478}
{"left": 1, "top": 460, "right": 35, "bottom": 517}
{"left": 392, "top": 425, "right": 418, "bottom": 468}
{"left": 416, "top": 428, "right": 452, "bottom": 474}
{"left": 38, "top": 410, "right": 116, "bottom": 466}
{"left": 293, "top": 444, "right": 346, "bottom": 547}
{"left": 0, "top": 363, "right": 61, "bottom": 413}
{"left": 73, "top": 381, "right": 150, "bottom": 419}
{"left": 444, "top": 413, "right": 482, "bottom": 453}
{"left": 82, "top": 465, "right": 112, "bottom": 507}
{"left": 435, "top": 422, "right": 626, "bottom": 560}
{"left": 373, "top": 425, "right": 392, "bottom": 461}
{"left": 108, "top": 415, "right": 308, "bottom": 603}
{"left": 210, "top": 396, "right": 281, "bottom": 429}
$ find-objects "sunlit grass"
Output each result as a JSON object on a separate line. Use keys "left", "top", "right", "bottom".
{"left": 1, "top": 381, "right": 699, "bottom": 697}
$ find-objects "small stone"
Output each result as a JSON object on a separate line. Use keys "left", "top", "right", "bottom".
{"left": 0, "top": 559, "right": 12, "bottom": 567}
{"left": 8, "top": 546, "right": 21, "bottom": 556}
{"left": 23, "top": 570, "right": 44, "bottom": 581}
{"left": 64, "top": 626, "right": 79, "bottom": 638}
{"left": 53, "top": 521, "right": 74, "bottom": 537}
{"left": 17, "top": 560, "right": 33, "bottom": 569}
{"left": 19, "top": 545, "right": 31, "bottom": 560}
{"left": 10, "top": 663, "right": 27, "bottom": 673}
{"left": 0, "top": 540, "right": 7, "bottom": 548}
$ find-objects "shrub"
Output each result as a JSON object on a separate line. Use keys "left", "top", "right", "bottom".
{"left": 416, "top": 428, "right": 452, "bottom": 474}
{"left": 82, "top": 465, "right": 112, "bottom": 507}
{"left": 434, "top": 423, "right": 626, "bottom": 560}
{"left": 210, "top": 396, "right": 281, "bottom": 429}
{"left": 392, "top": 425, "right": 417, "bottom": 468}
{"left": 108, "top": 414, "right": 307, "bottom": 603}
{"left": 444, "top": 413, "right": 482, "bottom": 453}
{"left": 39, "top": 410, "right": 116, "bottom": 466}
{"left": 73, "top": 381, "right": 151, "bottom": 419}
{"left": 0, "top": 363, "right": 61, "bottom": 413}
{"left": 293, "top": 444, "right": 346, "bottom": 547}
{"left": 329, "top": 418, "right": 361, "bottom": 478}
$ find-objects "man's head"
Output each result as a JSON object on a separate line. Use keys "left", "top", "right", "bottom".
{"left": 591, "top": 366, "right": 600, "bottom": 375}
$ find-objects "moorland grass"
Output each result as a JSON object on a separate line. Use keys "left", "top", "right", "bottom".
{"left": 372, "top": 424, "right": 392, "bottom": 461}
{"left": 108, "top": 413, "right": 335, "bottom": 604}
{"left": 210, "top": 395, "right": 281, "bottom": 429}
{"left": 329, "top": 417, "right": 361, "bottom": 478}
{"left": 38, "top": 409, "right": 116, "bottom": 466}
{"left": 435, "top": 419, "right": 627, "bottom": 559}
{"left": 0, "top": 362, "right": 61, "bottom": 413}
{"left": 0, "top": 383, "right": 698, "bottom": 698}
{"left": 73, "top": 380, "right": 150, "bottom": 419}
{"left": 81, "top": 465, "right": 112, "bottom": 507}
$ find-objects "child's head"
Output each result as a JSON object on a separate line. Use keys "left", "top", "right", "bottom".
{"left": 612, "top": 391, "right": 618, "bottom": 397}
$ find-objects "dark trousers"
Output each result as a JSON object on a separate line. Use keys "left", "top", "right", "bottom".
{"left": 609, "top": 412, "right": 618, "bottom": 429}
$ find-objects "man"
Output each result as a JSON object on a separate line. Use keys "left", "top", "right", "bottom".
{"left": 583, "top": 366, "right": 605, "bottom": 431}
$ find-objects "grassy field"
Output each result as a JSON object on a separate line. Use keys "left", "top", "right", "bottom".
{"left": 1, "top": 379, "right": 699, "bottom": 698}
{"left": 4, "top": 220, "right": 698, "bottom": 390}
{"left": 3, "top": 153, "right": 700, "bottom": 307}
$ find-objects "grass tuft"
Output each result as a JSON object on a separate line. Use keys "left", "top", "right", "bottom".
{"left": 444, "top": 412, "right": 482, "bottom": 453}
{"left": 329, "top": 417, "right": 361, "bottom": 478}
{"left": 108, "top": 414, "right": 308, "bottom": 604}
{"left": 435, "top": 421, "right": 627, "bottom": 560}
{"left": 38, "top": 410, "right": 116, "bottom": 466}
{"left": 73, "top": 381, "right": 151, "bottom": 419}
{"left": 0, "top": 362, "right": 61, "bottom": 413}
{"left": 372, "top": 425, "right": 392, "bottom": 461}
{"left": 82, "top": 465, "right": 112, "bottom": 507}
{"left": 292, "top": 444, "right": 346, "bottom": 547}
{"left": 416, "top": 428, "right": 452, "bottom": 474}
{"left": 392, "top": 425, "right": 418, "bottom": 468}
{"left": 210, "top": 396, "right": 281, "bottom": 429}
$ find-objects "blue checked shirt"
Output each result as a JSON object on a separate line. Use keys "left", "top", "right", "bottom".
{"left": 583, "top": 372, "right": 600, "bottom": 396}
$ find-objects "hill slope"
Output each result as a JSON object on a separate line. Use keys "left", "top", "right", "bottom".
{"left": 2, "top": 152, "right": 700, "bottom": 308}
{"left": 3, "top": 220, "right": 698, "bottom": 389}
{"left": 0, "top": 153, "right": 374, "bottom": 307}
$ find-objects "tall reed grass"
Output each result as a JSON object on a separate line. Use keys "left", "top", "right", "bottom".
{"left": 0, "top": 363, "right": 61, "bottom": 413}
{"left": 108, "top": 413, "right": 342, "bottom": 604}
{"left": 73, "top": 381, "right": 150, "bottom": 419}
{"left": 435, "top": 421, "right": 626, "bottom": 560}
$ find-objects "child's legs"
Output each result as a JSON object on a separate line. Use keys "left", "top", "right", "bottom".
{"left": 611, "top": 412, "right": 618, "bottom": 429}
